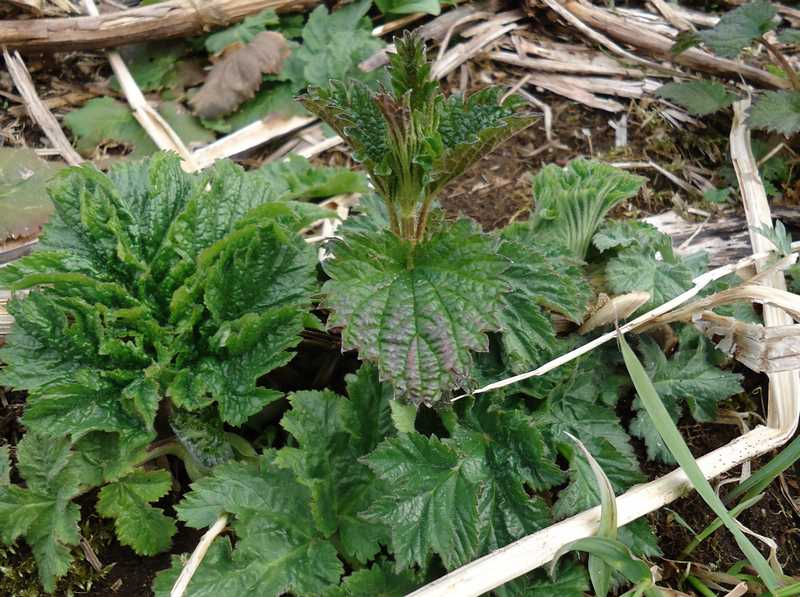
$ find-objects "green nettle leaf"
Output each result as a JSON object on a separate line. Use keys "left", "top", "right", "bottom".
{"left": 158, "top": 365, "right": 394, "bottom": 595}
{"left": 630, "top": 330, "right": 743, "bottom": 463}
{"left": 605, "top": 250, "right": 695, "bottom": 311}
{"left": 364, "top": 398, "right": 557, "bottom": 571}
{"left": 112, "top": 42, "right": 192, "bottom": 92}
{"left": 64, "top": 98, "right": 212, "bottom": 159}
{"left": 165, "top": 456, "right": 344, "bottom": 596}
{"left": 0, "top": 152, "right": 332, "bottom": 588}
{"left": 696, "top": 0, "right": 777, "bottom": 58}
{"left": 593, "top": 220, "right": 673, "bottom": 257}
{"left": 204, "top": 8, "right": 281, "bottom": 54}
{"left": 0, "top": 434, "right": 99, "bottom": 592}
{"left": 779, "top": 29, "right": 800, "bottom": 44}
{"left": 255, "top": 154, "right": 369, "bottom": 200}
{"left": 495, "top": 224, "right": 592, "bottom": 373}
{"left": 96, "top": 469, "right": 176, "bottom": 555}
{"left": 529, "top": 160, "right": 645, "bottom": 259}
{"left": 749, "top": 91, "right": 800, "bottom": 136}
{"left": 363, "top": 432, "right": 481, "bottom": 569}
{"left": 302, "top": 32, "right": 534, "bottom": 243}
{"left": 509, "top": 559, "right": 589, "bottom": 597}
{"left": 334, "top": 562, "right": 422, "bottom": 596}
{"left": 1, "top": 153, "right": 317, "bottom": 443}
{"left": 323, "top": 219, "right": 509, "bottom": 405}
{"left": 282, "top": 0, "right": 385, "bottom": 90}
{"left": 655, "top": 81, "right": 738, "bottom": 116}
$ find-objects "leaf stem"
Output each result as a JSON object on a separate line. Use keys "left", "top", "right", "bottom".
{"left": 760, "top": 36, "right": 800, "bottom": 91}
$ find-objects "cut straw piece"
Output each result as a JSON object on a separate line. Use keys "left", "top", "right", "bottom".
{"left": 81, "top": 0, "right": 198, "bottom": 170}
{"left": 731, "top": 99, "right": 800, "bottom": 436}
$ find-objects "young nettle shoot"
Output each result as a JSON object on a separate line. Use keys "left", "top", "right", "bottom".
{"left": 301, "top": 32, "right": 535, "bottom": 243}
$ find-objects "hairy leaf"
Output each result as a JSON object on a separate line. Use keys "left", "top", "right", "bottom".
{"left": 749, "top": 90, "right": 800, "bottom": 136}
{"left": 323, "top": 220, "right": 508, "bottom": 405}
{"left": 334, "top": 562, "right": 422, "bottom": 596}
{"left": 496, "top": 225, "right": 591, "bottom": 373}
{"left": 0, "top": 434, "right": 101, "bottom": 591}
{"left": 365, "top": 398, "right": 556, "bottom": 571}
{"left": 112, "top": 41, "right": 194, "bottom": 92}
{"left": 631, "top": 330, "right": 743, "bottom": 463}
{"left": 97, "top": 469, "right": 176, "bottom": 555}
{"left": 593, "top": 219, "right": 673, "bottom": 257}
{"left": 697, "top": 0, "right": 777, "bottom": 58}
{"left": 656, "top": 81, "right": 737, "bottom": 116}
{"left": 2, "top": 155, "right": 319, "bottom": 450}
{"left": 529, "top": 160, "right": 645, "bottom": 259}
{"left": 606, "top": 249, "right": 695, "bottom": 312}
{"left": 173, "top": 456, "right": 344, "bottom": 596}
{"left": 191, "top": 31, "right": 291, "bottom": 119}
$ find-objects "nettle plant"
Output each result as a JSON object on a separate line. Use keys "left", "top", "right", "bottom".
{"left": 656, "top": 0, "right": 800, "bottom": 135}
{"left": 0, "top": 33, "right": 750, "bottom": 597}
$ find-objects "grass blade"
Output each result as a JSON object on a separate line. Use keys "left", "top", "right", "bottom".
{"left": 725, "top": 434, "right": 800, "bottom": 504}
{"left": 618, "top": 333, "right": 781, "bottom": 592}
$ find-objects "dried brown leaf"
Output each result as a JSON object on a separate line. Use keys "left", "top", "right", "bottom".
{"left": 191, "top": 31, "right": 290, "bottom": 119}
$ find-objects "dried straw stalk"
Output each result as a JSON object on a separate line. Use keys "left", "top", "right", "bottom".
{"left": 0, "top": 0, "right": 320, "bottom": 52}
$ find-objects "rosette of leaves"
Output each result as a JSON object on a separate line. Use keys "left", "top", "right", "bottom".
{"left": 302, "top": 34, "right": 595, "bottom": 405}
{"left": 0, "top": 152, "right": 339, "bottom": 589}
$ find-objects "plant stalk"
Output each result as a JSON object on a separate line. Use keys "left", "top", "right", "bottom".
{"left": 760, "top": 37, "right": 800, "bottom": 91}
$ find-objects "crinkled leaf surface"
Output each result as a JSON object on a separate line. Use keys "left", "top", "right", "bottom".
{"left": 495, "top": 223, "right": 591, "bottom": 373}
{"left": 529, "top": 160, "right": 644, "bottom": 259}
{"left": 2, "top": 154, "right": 317, "bottom": 445}
{"left": 172, "top": 456, "right": 344, "bottom": 596}
{"left": 333, "top": 562, "right": 422, "bottom": 596}
{"left": 96, "top": 469, "right": 176, "bottom": 555}
{"left": 323, "top": 220, "right": 508, "bottom": 405}
{"left": 605, "top": 249, "right": 696, "bottom": 312}
{"left": 656, "top": 81, "right": 737, "bottom": 116}
{"left": 631, "top": 331, "right": 743, "bottom": 463}
{"left": 502, "top": 558, "right": 589, "bottom": 597}
{"left": 365, "top": 397, "right": 557, "bottom": 571}
{"left": 275, "top": 365, "right": 392, "bottom": 563}
{"left": 593, "top": 219, "right": 673, "bottom": 257}
{"left": 0, "top": 434, "right": 102, "bottom": 591}
{"left": 749, "top": 91, "right": 800, "bottom": 136}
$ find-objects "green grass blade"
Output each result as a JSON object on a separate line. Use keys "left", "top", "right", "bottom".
{"left": 618, "top": 333, "right": 781, "bottom": 592}
{"left": 726, "top": 434, "right": 800, "bottom": 504}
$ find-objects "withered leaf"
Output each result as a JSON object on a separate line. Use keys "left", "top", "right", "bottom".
{"left": 191, "top": 31, "right": 290, "bottom": 119}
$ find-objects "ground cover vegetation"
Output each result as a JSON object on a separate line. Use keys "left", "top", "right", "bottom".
{"left": 0, "top": 30, "right": 774, "bottom": 596}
